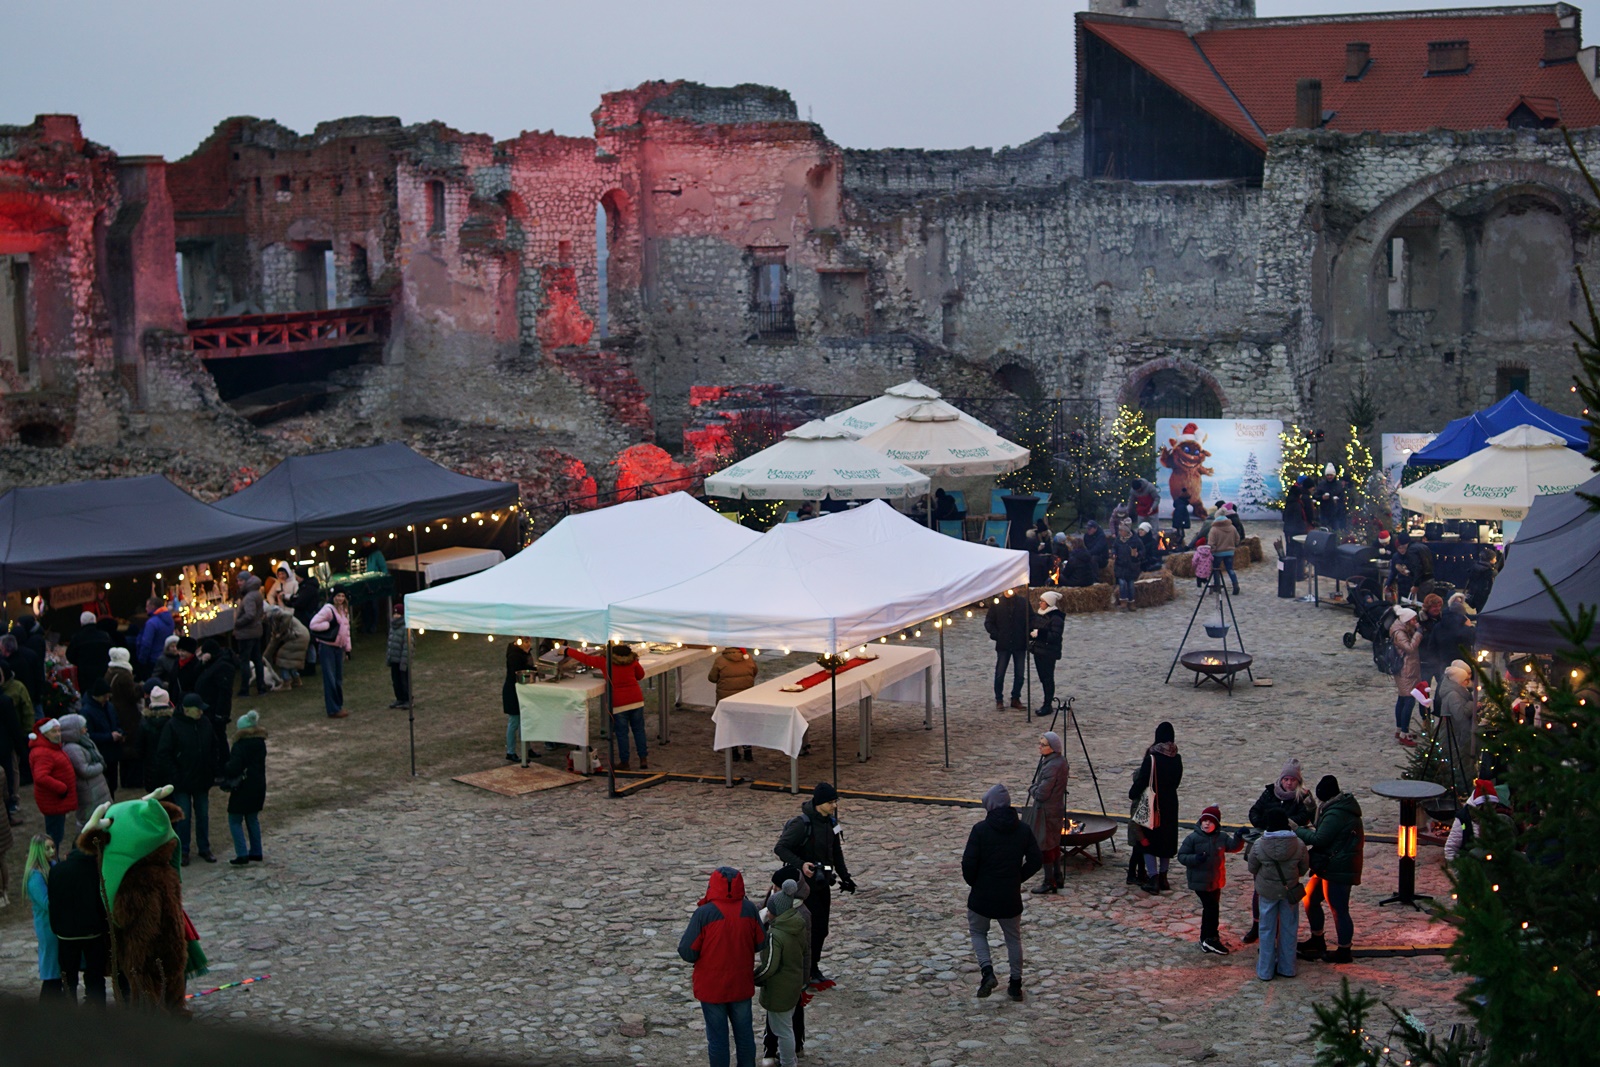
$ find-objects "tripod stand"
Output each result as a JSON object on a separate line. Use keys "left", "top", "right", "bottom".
{"left": 1029, "top": 696, "right": 1116, "bottom": 852}
{"left": 1418, "top": 706, "right": 1472, "bottom": 805}
{"left": 1165, "top": 570, "right": 1253, "bottom": 688}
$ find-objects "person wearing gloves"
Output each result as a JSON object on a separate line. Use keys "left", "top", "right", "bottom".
{"left": 678, "top": 866, "right": 767, "bottom": 1067}
{"left": 1247, "top": 807, "right": 1311, "bottom": 981}
{"left": 56, "top": 715, "right": 110, "bottom": 826}
{"left": 962, "top": 783, "right": 1043, "bottom": 1001}
{"left": 774, "top": 782, "right": 856, "bottom": 989}
{"left": 753, "top": 879, "right": 808, "bottom": 1067}
{"left": 1295, "top": 775, "right": 1364, "bottom": 964}
{"left": 28, "top": 719, "right": 76, "bottom": 854}
{"left": 1027, "top": 732, "right": 1071, "bottom": 895}
{"left": 1243, "top": 758, "right": 1315, "bottom": 943}
{"left": 709, "top": 648, "right": 759, "bottom": 762}
{"left": 564, "top": 642, "right": 649, "bottom": 771}
{"left": 984, "top": 590, "right": 1029, "bottom": 711}
{"left": 1177, "top": 804, "right": 1246, "bottom": 955}
{"left": 1028, "top": 591, "right": 1065, "bottom": 719}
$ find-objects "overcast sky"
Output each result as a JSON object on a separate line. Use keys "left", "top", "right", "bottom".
{"left": 3, "top": 0, "right": 1530, "bottom": 159}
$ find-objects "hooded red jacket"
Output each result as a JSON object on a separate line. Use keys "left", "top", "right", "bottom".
{"left": 676, "top": 867, "right": 766, "bottom": 1003}
{"left": 565, "top": 647, "right": 647, "bottom": 710}
{"left": 29, "top": 732, "right": 77, "bottom": 816}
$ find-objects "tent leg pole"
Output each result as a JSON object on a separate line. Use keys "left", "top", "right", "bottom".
{"left": 939, "top": 624, "right": 949, "bottom": 769}
{"left": 406, "top": 621, "right": 416, "bottom": 777}
{"left": 411, "top": 527, "right": 424, "bottom": 589}
{"left": 605, "top": 643, "right": 618, "bottom": 799}
{"left": 831, "top": 664, "right": 838, "bottom": 788}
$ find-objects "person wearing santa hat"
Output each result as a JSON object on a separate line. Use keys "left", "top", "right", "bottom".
{"left": 1388, "top": 608, "right": 1423, "bottom": 746}
{"left": 1444, "top": 779, "right": 1505, "bottom": 862}
{"left": 27, "top": 719, "right": 75, "bottom": 855}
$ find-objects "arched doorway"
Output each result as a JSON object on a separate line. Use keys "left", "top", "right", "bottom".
{"left": 1130, "top": 364, "right": 1223, "bottom": 421}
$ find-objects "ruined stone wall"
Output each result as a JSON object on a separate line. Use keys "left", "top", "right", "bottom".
{"left": 840, "top": 124, "right": 1082, "bottom": 201}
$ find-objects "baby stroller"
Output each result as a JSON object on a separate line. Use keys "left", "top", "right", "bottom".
{"left": 1342, "top": 577, "right": 1392, "bottom": 650}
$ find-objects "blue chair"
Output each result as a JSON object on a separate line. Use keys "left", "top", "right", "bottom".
{"left": 982, "top": 519, "right": 1010, "bottom": 546}
{"left": 1030, "top": 491, "right": 1051, "bottom": 523}
{"left": 988, "top": 489, "right": 1007, "bottom": 516}
{"left": 947, "top": 489, "right": 967, "bottom": 518}
{"left": 783, "top": 511, "right": 800, "bottom": 523}
{"left": 938, "top": 519, "right": 966, "bottom": 539}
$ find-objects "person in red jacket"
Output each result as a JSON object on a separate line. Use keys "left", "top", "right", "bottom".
{"left": 27, "top": 719, "right": 76, "bottom": 855}
{"left": 678, "top": 866, "right": 766, "bottom": 1067}
{"left": 564, "top": 643, "right": 649, "bottom": 770}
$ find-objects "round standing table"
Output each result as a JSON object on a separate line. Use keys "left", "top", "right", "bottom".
{"left": 1371, "top": 778, "right": 1447, "bottom": 910}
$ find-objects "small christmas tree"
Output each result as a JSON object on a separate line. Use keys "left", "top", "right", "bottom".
{"left": 1344, "top": 425, "right": 1376, "bottom": 538}
{"left": 1276, "top": 424, "right": 1320, "bottom": 509}
{"left": 1236, "top": 450, "right": 1275, "bottom": 512}
{"left": 1107, "top": 405, "right": 1155, "bottom": 495}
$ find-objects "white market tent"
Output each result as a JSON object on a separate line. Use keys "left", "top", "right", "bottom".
{"left": 855, "top": 401, "right": 1031, "bottom": 478}
{"left": 1397, "top": 424, "right": 1597, "bottom": 521}
{"left": 402, "top": 492, "right": 758, "bottom": 642}
{"left": 609, "top": 500, "right": 1028, "bottom": 653}
{"left": 702, "top": 421, "right": 931, "bottom": 501}
{"left": 822, "top": 380, "right": 992, "bottom": 437}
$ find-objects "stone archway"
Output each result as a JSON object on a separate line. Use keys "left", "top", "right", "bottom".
{"left": 1329, "top": 159, "right": 1600, "bottom": 346}
{"left": 1117, "top": 356, "right": 1229, "bottom": 417}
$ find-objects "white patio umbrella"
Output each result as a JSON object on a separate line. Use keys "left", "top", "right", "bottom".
{"left": 703, "top": 420, "right": 932, "bottom": 501}
{"left": 855, "top": 401, "right": 1031, "bottom": 477}
{"left": 1398, "top": 424, "right": 1597, "bottom": 521}
{"left": 822, "top": 380, "right": 992, "bottom": 436}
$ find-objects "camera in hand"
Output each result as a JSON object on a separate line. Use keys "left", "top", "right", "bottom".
{"left": 817, "top": 863, "right": 838, "bottom": 887}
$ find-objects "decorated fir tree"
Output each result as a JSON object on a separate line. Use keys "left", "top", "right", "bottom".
{"left": 1343, "top": 425, "right": 1376, "bottom": 537}
{"left": 1236, "top": 450, "right": 1275, "bottom": 511}
{"left": 1107, "top": 405, "right": 1155, "bottom": 496}
{"left": 1276, "top": 424, "right": 1321, "bottom": 506}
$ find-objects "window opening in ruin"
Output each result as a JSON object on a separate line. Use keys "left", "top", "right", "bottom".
{"left": 293, "top": 242, "right": 333, "bottom": 312}
{"left": 595, "top": 202, "right": 609, "bottom": 339}
{"left": 16, "top": 422, "right": 64, "bottom": 448}
{"left": 819, "top": 271, "right": 868, "bottom": 335}
{"left": 941, "top": 301, "right": 959, "bottom": 347}
{"left": 1136, "top": 366, "right": 1223, "bottom": 421}
{"left": 174, "top": 251, "right": 187, "bottom": 316}
{"left": 324, "top": 248, "right": 338, "bottom": 308}
{"left": 1, "top": 257, "right": 30, "bottom": 375}
{"left": 1386, "top": 236, "right": 1410, "bottom": 309}
{"left": 254, "top": 176, "right": 262, "bottom": 196}
{"left": 277, "top": 176, "right": 291, "bottom": 193}
{"left": 177, "top": 242, "right": 224, "bottom": 318}
{"left": 994, "top": 363, "right": 1042, "bottom": 399}
{"left": 558, "top": 240, "right": 572, "bottom": 266}
{"left": 749, "top": 248, "right": 794, "bottom": 341}
{"left": 1496, "top": 365, "right": 1530, "bottom": 399}
{"left": 428, "top": 181, "right": 446, "bottom": 236}
{"left": 348, "top": 243, "right": 371, "bottom": 304}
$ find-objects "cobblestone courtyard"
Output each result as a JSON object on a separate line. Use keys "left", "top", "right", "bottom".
{"left": 0, "top": 530, "right": 1469, "bottom": 1066}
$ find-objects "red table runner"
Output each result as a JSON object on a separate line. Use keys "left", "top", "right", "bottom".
{"left": 789, "top": 656, "right": 876, "bottom": 691}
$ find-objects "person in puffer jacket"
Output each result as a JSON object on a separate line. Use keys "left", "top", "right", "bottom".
{"left": 28, "top": 720, "right": 76, "bottom": 853}
{"left": 565, "top": 643, "right": 649, "bottom": 770}
{"left": 1246, "top": 808, "right": 1310, "bottom": 982}
{"left": 56, "top": 715, "right": 110, "bottom": 825}
{"left": 678, "top": 866, "right": 766, "bottom": 1067}
{"left": 1176, "top": 804, "right": 1244, "bottom": 956}
{"left": 709, "top": 648, "right": 758, "bottom": 762}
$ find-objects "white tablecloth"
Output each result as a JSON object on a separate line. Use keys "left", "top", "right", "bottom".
{"left": 516, "top": 646, "right": 717, "bottom": 754}
{"left": 388, "top": 546, "right": 505, "bottom": 585}
{"left": 712, "top": 644, "right": 941, "bottom": 759}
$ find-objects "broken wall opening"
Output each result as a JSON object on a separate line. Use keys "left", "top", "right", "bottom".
{"left": 0, "top": 256, "right": 30, "bottom": 376}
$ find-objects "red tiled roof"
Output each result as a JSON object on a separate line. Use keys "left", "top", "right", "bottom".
{"left": 1086, "top": 8, "right": 1600, "bottom": 150}
{"left": 1084, "top": 19, "right": 1267, "bottom": 149}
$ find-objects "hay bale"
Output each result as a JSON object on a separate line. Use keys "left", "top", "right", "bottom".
{"left": 1133, "top": 571, "right": 1175, "bottom": 608}
{"left": 1035, "top": 583, "right": 1114, "bottom": 613}
{"left": 1164, "top": 552, "right": 1195, "bottom": 579}
{"left": 1242, "top": 535, "right": 1263, "bottom": 562}
{"left": 1098, "top": 562, "right": 1114, "bottom": 585}
{"left": 1231, "top": 547, "right": 1252, "bottom": 571}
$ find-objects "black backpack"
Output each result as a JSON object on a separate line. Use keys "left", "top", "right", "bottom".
{"left": 1374, "top": 635, "right": 1404, "bottom": 676}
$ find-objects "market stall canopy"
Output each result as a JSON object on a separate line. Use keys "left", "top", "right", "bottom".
{"left": 1512, "top": 473, "right": 1600, "bottom": 545}
{"left": 854, "top": 401, "right": 1030, "bottom": 477}
{"left": 1476, "top": 515, "right": 1600, "bottom": 653}
{"left": 703, "top": 421, "right": 932, "bottom": 501}
{"left": 213, "top": 442, "right": 518, "bottom": 548}
{"left": 0, "top": 475, "right": 293, "bottom": 589}
{"left": 1396, "top": 425, "right": 1596, "bottom": 521}
{"left": 822, "top": 380, "right": 992, "bottom": 437}
{"left": 609, "top": 500, "right": 1029, "bottom": 654}
{"left": 1406, "top": 390, "right": 1587, "bottom": 467}
{"left": 401, "top": 492, "right": 758, "bottom": 641}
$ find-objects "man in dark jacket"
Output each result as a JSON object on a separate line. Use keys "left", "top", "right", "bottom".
{"left": 156, "top": 694, "right": 216, "bottom": 865}
{"left": 194, "top": 640, "right": 237, "bottom": 764}
{"left": 78, "top": 679, "right": 124, "bottom": 794}
{"left": 291, "top": 573, "right": 323, "bottom": 675}
{"left": 0, "top": 633, "right": 45, "bottom": 718}
{"left": 1082, "top": 520, "right": 1109, "bottom": 573}
{"left": 1315, "top": 465, "right": 1346, "bottom": 533}
{"left": 984, "top": 590, "right": 1029, "bottom": 710}
{"left": 1386, "top": 533, "right": 1435, "bottom": 602}
{"left": 66, "top": 612, "right": 112, "bottom": 693}
{"left": 1171, "top": 486, "right": 1193, "bottom": 542}
{"left": 677, "top": 866, "right": 766, "bottom": 1067}
{"left": 1059, "top": 538, "right": 1096, "bottom": 588}
{"left": 48, "top": 843, "right": 111, "bottom": 1005}
{"left": 962, "top": 783, "right": 1042, "bottom": 1001}
{"left": 774, "top": 782, "right": 855, "bottom": 988}
{"left": 1295, "top": 775, "right": 1363, "bottom": 964}
{"left": 233, "top": 573, "right": 268, "bottom": 698}
{"left": 172, "top": 637, "right": 203, "bottom": 696}
{"left": 0, "top": 670, "right": 23, "bottom": 825}
{"left": 135, "top": 598, "right": 176, "bottom": 677}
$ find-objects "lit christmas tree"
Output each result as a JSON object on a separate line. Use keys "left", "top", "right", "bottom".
{"left": 1107, "top": 405, "right": 1155, "bottom": 493}
{"left": 1236, "top": 450, "right": 1275, "bottom": 512}
{"left": 1343, "top": 424, "right": 1376, "bottom": 538}
{"left": 1275, "top": 424, "right": 1319, "bottom": 509}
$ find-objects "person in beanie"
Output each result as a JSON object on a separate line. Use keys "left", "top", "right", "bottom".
{"left": 1112, "top": 521, "right": 1144, "bottom": 610}
{"left": 1243, "top": 758, "right": 1315, "bottom": 943}
{"left": 77, "top": 679, "right": 122, "bottom": 795}
{"left": 1247, "top": 807, "right": 1310, "bottom": 981}
{"left": 47, "top": 834, "right": 110, "bottom": 1005}
{"left": 759, "top": 868, "right": 811, "bottom": 1064}
{"left": 1206, "top": 512, "right": 1241, "bottom": 595}
{"left": 984, "top": 589, "right": 1029, "bottom": 711}
{"left": 222, "top": 709, "right": 267, "bottom": 865}
{"left": 193, "top": 640, "right": 238, "bottom": 758}
{"left": 565, "top": 642, "right": 649, "bottom": 770}
{"left": 156, "top": 694, "right": 216, "bottom": 865}
{"left": 1177, "top": 804, "right": 1245, "bottom": 954}
{"left": 1389, "top": 607, "right": 1423, "bottom": 746}
{"left": 66, "top": 611, "right": 111, "bottom": 695}
{"left": 1028, "top": 591, "right": 1065, "bottom": 718}
{"left": 1028, "top": 732, "right": 1071, "bottom": 894}
{"left": 962, "top": 783, "right": 1042, "bottom": 1000}
{"left": 1444, "top": 779, "right": 1505, "bottom": 862}
{"left": 1296, "top": 775, "right": 1364, "bottom": 964}
{"left": 140, "top": 687, "right": 176, "bottom": 792}
{"left": 57, "top": 715, "right": 110, "bottom": 826}
{"left": 1316, "top": 463, "right": 1346, "bottom": 533}
{"left": 774, "top": 782, "right": 856, "bottom": 989}
{"left": 28, "top": 719, "right": 75, "bottom": 854}
{"left": 233, "top": 572, "right": 268, "bottom": 697}
{"left": 106, "top": 648, "right": 142, "bottom": 793}
{"left": 753, "top": 879, "right": 807, "bottom": 1067}
{"left": 677, "top": 866, "right": 766, "bottom": 1067}
{"left": 386, "top": 603, "right": 410, "bottom": 709}
{"left": 1129, "top": 721, "right": 1183, "bottom": 892}
{"left": 23, "top": 835, "right": 62, "bottom": 999}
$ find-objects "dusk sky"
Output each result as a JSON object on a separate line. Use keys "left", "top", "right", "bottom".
{"left": 3, "top": 0, "right": 1540, "bottom": 159}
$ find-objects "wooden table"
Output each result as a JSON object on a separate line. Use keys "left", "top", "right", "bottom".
{"left": 1372, "top": 778, "right": 1448, "bottom": 909}
{"left": 712, "top": 645, "right": 941, "bottom": 792}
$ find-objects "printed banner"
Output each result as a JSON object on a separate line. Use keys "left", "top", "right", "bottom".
{"left": 1153, "top": 418, "right": 1285, "bottom": 519}
{"left": 1381, "top": 433, "right": 1438, "bottom": 490}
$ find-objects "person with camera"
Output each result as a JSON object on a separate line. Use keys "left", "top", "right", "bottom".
{"left": 774, "top": 782, "right": 855, "bottom": 990}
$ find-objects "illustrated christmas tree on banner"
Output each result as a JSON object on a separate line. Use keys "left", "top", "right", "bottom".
{"left": 1236, "top": 451, "right": 1275, "bottom": 513}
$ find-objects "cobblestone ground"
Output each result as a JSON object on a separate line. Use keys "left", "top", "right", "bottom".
{"left": 0, "top": 526, "right": 1470, "bottom": 1066}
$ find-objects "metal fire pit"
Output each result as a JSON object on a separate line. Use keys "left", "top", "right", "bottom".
{"left": 1059, "top": 815, "right": 1118, "bottom": 866}
{"left": 1179, "top": 649, "right": 1255, "bottom": 694}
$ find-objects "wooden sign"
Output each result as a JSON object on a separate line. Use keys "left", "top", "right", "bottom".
{"left": 49, "top": 582, "right": 97, "bottom": 607}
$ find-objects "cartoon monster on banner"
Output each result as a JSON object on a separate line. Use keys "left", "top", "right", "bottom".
{"left": 1155, "top": 419, "right": 1285, "bottom": 519}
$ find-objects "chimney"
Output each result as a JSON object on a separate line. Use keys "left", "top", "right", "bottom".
{"left": 1295, "top": 78, "right": 1324, "bottom": 129}
{"left": 1345, "top": 42, "right": 1371, "bottom": 80}
{"left": 1427, "top": 40, "right": 1470, "bottom": 74}
{"left": 1545, "top": 26, "right": 1580, "bottom": 64}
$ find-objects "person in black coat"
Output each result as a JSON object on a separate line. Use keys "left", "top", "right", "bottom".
{"left": 1082, "top": 520, "right": 1109, "bottom": 574}
{"left": 0, "top": 634, "right": 45, "bottom": 717}
{"left": 1424, "top": 595, "right": 1475, "bottom": 683}
{"left": 1241, "top": 758, "right": 1316, "bottom": 943}
{"left": 156, "top": 694, "right": 216, "bottom": 865}
{"left": 222, "top": 710, "right": 267, "bottom": 864}
{"left": 1059, "top": 539, "right": 1096, "bottom": 588}
{"left": 961, "top": 783, "right": 1042, "bottom": 1001}
{"left": 0, "top": 675, "right": 24, "bottom": 824}
{"left": 1129, "top": 721, "right": 1184, "bottom": 892}
{"left": 1028, "top": 538, "right": 1054, "bottom": 587}
{"left": 65, "top": 613, "right": 112, "bottom": 694}
{"left": 194, "top": 641, "right": 237, "bottom": 765}
{"left": 1027, "top": 592, "right": 1065, "bottom": 719}
{"left": 1112, "top": 522, "right": 1144, "bottom": 611}
{"left": 774, "top": 783, "right": 856, "bottom": 986}
{"left": 503, "top": 638, "right": 535, "bottom": 761}
{"left": 48, "top": 846, "right": 111, "bottom": 1005}
{"left": 291, "top": 573, "right": 323, "bottom": 674}
{"left": 1172, "top": 487, "right": 1192, "bottom": 542}
{"left": 984, "top": 591, "right": 1029, "bottom": 710}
